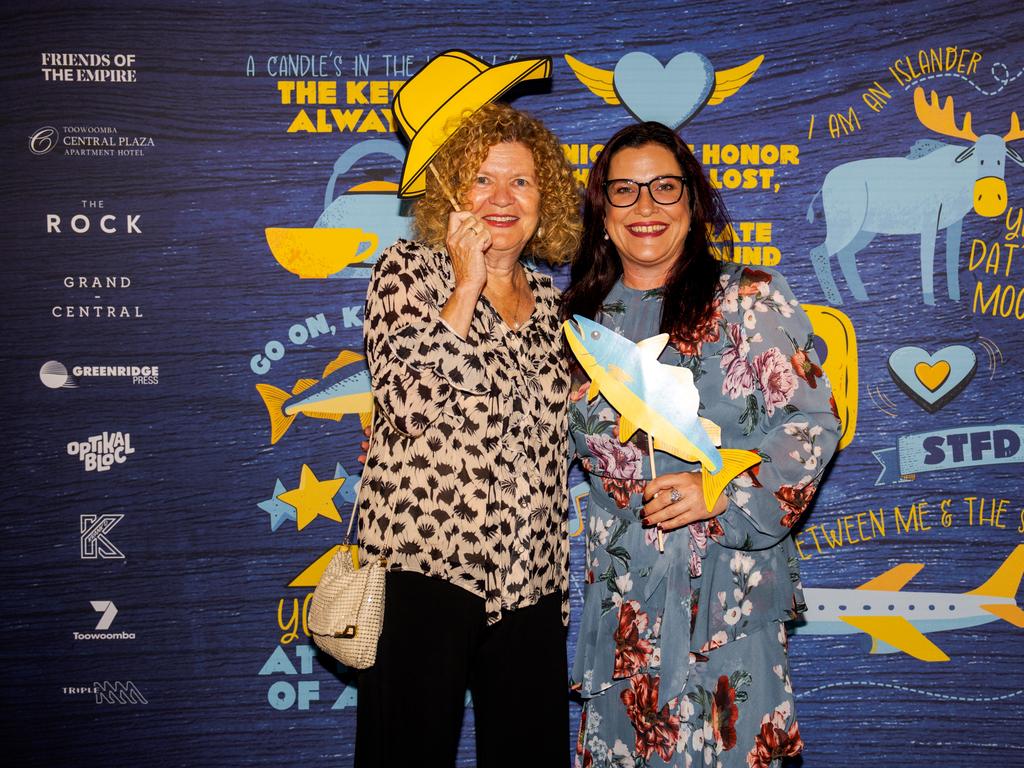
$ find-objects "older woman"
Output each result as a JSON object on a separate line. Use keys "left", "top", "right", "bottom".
{"left": 356, "top": 102, "right": 581, "bottom": 768}
{"left": 563, "top": 122, "right": 840, "bottom": 767}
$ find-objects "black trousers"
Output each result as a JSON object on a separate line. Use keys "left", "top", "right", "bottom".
{"left": 355, "top": 571, "right": 569, "bottom": 768}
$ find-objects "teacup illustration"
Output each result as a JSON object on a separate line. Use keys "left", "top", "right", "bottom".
{"left": 264, "top": 227, "right": 378, "bottom": 279}
{"left": 315, "top": 139, "right": 414, "bottom": 279}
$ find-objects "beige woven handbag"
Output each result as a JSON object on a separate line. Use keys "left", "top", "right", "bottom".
{"left": 308, "top": 482, "right": 388, "bottom": 669}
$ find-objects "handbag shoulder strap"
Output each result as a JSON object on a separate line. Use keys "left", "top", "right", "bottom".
{"left": 342, "top": 486, "right": 360, "bottom": 545}
{"left": 343, "top": 468, "right": 395, "bottom": 561}
{"left": 343, "top": 411, "right": 394, "bottom": 561}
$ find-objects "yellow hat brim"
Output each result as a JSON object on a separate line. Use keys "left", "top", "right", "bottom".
{"left": 395, "top": 55, "right": 552, "bottom": 198}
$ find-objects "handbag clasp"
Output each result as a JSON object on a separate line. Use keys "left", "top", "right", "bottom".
{"left": 333, "top": 625, "right": 358, "bottom": 639}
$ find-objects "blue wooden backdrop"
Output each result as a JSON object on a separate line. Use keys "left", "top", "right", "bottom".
{"left": 2, "top": 0, "right": 1022, "bottom": 765}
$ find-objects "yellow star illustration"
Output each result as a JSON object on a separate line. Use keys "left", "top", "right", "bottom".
{"left": 277, "top": 464, "right": 344, "bottom": 531}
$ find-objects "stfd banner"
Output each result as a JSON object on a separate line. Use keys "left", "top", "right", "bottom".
{"left": 1, "top": 1, "right": 1022, "bottom": 766}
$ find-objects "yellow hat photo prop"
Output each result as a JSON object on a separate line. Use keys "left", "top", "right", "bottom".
{"left": 393, "top": 50, "right": 552, "bottom": 197}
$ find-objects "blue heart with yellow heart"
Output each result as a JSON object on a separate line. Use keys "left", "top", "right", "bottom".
{"left": 887, "top": 345, "right": 976, "bottom": 412}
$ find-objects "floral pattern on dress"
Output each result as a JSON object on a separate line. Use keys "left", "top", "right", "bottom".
{"left": 587, "top": 431, "right": 648, "bottom": 508}
{"left": 687, "top": 671, "right": 749, "bottom": 757}
{"left": 715, "top": 269, "right": 802, "bottom": 434}
{"left": 621, "top": 674, "right": 682, "bottom": 762}
{"left": 787, "top": 336, "right": 824, "bottom": 389}
{"left": 774, "top": 421, "right": 828, "bottom": 527}
{"left": 614, "top": 600, "right": 656, "bottom": 678}
{"left": 689, "top": 521, "right": 709, "bottom": 577}
{"left": 751, "top": 347, "right": 798, "bottom": 418}
{"left": 717, "top": 553, "right": 761, "bottom": 643}
{"left": 671, "top": 298, "right": 723, "bottom": 365}
{"left": 577, "top": 623, "right": 797, "bottom": 768}
{"left": 745, "top": 702, "right": 803, "bottom": 768}
{"left": 571, "top": 265, "right": 840, "bottom": 767}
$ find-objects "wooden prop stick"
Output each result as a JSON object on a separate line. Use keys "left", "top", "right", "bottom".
{"left": 647, "top": 432, "right": 665, "bottom": 552}
{"left": 429, "top": 164, "right": 461, "bottom": 211}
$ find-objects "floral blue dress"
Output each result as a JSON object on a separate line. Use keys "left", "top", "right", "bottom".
{"left": 570, "top": 265, "right": 841, "bottom": 768}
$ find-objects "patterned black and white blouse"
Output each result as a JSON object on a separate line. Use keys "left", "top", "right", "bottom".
{"left": 359, "top": 239, "right": 570, "bottom": 624}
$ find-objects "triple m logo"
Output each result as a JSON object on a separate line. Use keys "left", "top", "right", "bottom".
{"left": 62, "top": 681, "right": 148, "bottom": 705}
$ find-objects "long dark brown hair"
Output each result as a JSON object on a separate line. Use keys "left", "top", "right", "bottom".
{"left": 561, "top": 122, "right": 732, "bottom": 341}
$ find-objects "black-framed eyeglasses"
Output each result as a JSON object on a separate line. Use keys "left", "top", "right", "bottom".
{"left": 603, "top": 175, "right": 687, "bottom": 207}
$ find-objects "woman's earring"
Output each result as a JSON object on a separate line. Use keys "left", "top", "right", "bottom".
{"left": 603, "top": 231, "right": 609, "bottom": 241}
{"left": 536, "top": 226, "right": 545, "bottom": 239}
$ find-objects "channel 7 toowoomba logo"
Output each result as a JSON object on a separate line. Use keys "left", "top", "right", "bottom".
{"left": 72, "top": 601, "right": 136, "bottom": 641}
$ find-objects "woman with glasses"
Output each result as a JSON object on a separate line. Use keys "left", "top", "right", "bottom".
{"left": 562, "top": 122, "right": 840, "bottom": 767}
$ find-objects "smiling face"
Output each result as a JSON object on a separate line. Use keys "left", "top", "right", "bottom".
{"left": 603, "top": 143, "right": 691, "bottom": 288}
{"left": 464, "top": 141, "right": 541, "bottom": 261}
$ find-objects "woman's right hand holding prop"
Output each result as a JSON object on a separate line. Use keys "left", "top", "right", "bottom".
{"left": 441, "top": 211, "right": 491, "bottom": 338}
{"left": 446, "top": 211, "right": 490, "bottom": 293}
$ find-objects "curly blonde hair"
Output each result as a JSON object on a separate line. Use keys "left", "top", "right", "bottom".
{"left": 414, "top": 102, "right": 581, "bottom": 265}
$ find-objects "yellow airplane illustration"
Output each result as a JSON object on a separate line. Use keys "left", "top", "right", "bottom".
{"left": 791, "top": 545, "right": 1024, "bottom": 661}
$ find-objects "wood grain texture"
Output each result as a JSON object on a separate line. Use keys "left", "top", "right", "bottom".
{"left": 0, "top": 0, "right": 1021, "bottom": 765}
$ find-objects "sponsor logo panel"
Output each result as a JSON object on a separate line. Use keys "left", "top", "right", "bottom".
{"left": 68, "top": 432, "right": 134, "bottom": 472}
{"left": 29, "top": 125, "right": 155, "bottom": 157}
{"left": 41, "top": 361, "right": 159, "bottom": 388}
{"left": 80, "top": 514, "right": 124, "bottom": 559}
{"left": 40, "top": 52, "right": 137, "bottom": 83}
{"left": 62, "top": 682, "right": 148, "bottom": 704}
{"left": 72, "top": 601, "right": 136, "bottom": 640}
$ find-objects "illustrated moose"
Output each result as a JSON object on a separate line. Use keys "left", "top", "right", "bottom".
{"left": 808, "top": 87, "right": 1024, "bottom": 305}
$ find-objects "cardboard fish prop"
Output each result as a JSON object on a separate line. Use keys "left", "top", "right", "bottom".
{"left": 563, "top": 315, "right": 760, "bottom": 512}
{"left": 256, "top": 350, "right": 372, "bottom": 445}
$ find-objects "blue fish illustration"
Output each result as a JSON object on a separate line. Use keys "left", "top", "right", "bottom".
{"left": 256, "top": 350, "right": 372, "bottom": 444}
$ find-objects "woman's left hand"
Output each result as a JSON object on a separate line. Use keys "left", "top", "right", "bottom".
{"left": 642, "top": 472, "right": 728, "bottom": 531}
